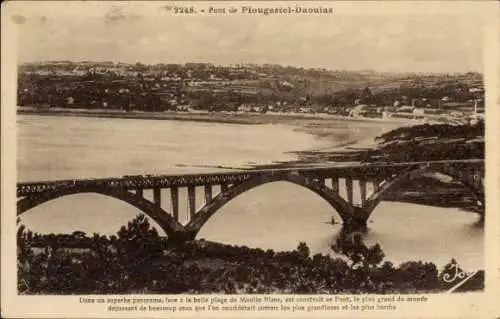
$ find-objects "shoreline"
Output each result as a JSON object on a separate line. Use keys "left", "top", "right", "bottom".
{"left": 17, "top": 107, "right": 423, "bottom": 126}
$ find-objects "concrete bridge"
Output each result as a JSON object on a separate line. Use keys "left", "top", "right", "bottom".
{"left": 17, "top": 159, "right": 484, "bottom": 243}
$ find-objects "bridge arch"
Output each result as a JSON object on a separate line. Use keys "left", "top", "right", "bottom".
{"left": 17, "top": 186, "right": 184, "bottom": 236}
{"left": 185, "top": 173, "right": 353, "bottom": 235}
{"left": 363, "top": 165, "right": 484, "bottom": 216}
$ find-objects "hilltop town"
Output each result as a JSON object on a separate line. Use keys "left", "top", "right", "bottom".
{"left": 18, "top": 61, "right": 484, "bottom": 123}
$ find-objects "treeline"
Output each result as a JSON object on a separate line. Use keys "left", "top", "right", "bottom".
{"left": 359, "top": 121, "right": 485, "bottom": 163}
{"left": 376, "top": 120, "right": 485, "bottom": 143}
{"left": 17, "top": 214, "right": 483, "bottom": 294}
{"left": 16, "top": 222, "right": 168, "bottom": 250}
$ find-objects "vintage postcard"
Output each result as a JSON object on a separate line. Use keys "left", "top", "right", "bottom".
{"left": 1, "top": 1, "right": 499, "bottom": 318}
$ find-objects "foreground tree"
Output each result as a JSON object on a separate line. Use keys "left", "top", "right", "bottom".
{"left": 331, "top": 232, "right": 385, "bottom": 270}
{"left": 115, "top": 214, "right": 165, "bottom": 290}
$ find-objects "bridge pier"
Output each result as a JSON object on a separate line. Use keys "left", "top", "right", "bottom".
{"left": 342, "top": 206, "right": 370, "bottom": 232}
{"left": 345, "top": 177, "right": 354, "bottom": 205}
{"left": 372, "top": 179, "right": 382, "bottom": 193}
{"left": 153, "top": 188, "right": 161, "bottom": 209}
{"left": 204, "top": 185, "right": 212, "bottom": 203}
{"left": 359, "top": 178, "right": 367, "bottom": 207}
{"left": 188, "top": 185, "right": 196, "bottom": 221}
{"left": 170, "top": 187, "right": 179, "bottom": 220}
{"left": 331, "top": 177, "right": 339, "bottom": 193}
{"left": 342, "top": 216, "right": 368, "bottom": 231}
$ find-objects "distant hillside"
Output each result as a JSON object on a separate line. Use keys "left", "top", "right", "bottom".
{"left": 18, "top": 61, "right": 484, "bottom": 95}
{"left": 17, "top": 61, "right": 484, "bottom": 111}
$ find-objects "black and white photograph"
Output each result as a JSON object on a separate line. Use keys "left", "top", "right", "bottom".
{"left": 2, "top": 1, "right": 500, "bottom": 317}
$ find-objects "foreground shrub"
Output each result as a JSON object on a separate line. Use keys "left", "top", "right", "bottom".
{"left": 17, "top": 215, "right": 483, "bottom": 294}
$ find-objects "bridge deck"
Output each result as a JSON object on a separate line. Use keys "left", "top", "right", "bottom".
{"left": 17, "top": 159, "right": 484, "bottom": 197}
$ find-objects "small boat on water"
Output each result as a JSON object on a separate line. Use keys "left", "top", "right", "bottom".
{"left": 326, "top": 217, "right": 339, "bottom": 225}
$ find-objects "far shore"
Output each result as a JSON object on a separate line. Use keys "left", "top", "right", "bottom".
{"left": 17, "top": 106, "right": 423, "bottom": 126}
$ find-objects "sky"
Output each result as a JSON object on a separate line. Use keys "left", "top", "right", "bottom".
{"left": 13, "top": 2, "right": 486, "bottom": 73}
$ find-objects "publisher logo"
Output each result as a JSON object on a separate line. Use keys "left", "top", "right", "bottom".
{"left": 442, "top": 261, "right": 479, "bottom": 293}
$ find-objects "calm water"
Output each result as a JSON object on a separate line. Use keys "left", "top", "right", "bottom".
{"left": 17, "top": 115, "right": 483, "bottom": 270}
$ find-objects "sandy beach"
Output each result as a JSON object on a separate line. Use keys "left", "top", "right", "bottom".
{"left": 17, "top": 106, "right": 420, "bottom": 126}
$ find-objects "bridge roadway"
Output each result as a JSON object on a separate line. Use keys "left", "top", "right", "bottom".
{"left": 17, "top": 159, "right": 485, "bottom": 243}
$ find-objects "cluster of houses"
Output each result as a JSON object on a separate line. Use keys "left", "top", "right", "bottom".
{"left": 346, "top": 96, "right": 484, "bottom": 121}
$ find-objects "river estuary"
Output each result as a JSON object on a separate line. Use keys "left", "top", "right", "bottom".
{"left": 17, "top": 114, "right": 483, "bottom": 270}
